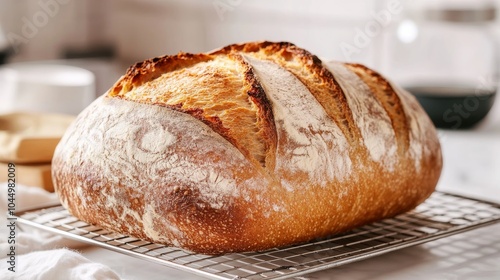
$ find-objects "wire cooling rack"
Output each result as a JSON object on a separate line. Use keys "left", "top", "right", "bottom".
{"left": 15, "top": 191, "right": 500, "bottom": 280}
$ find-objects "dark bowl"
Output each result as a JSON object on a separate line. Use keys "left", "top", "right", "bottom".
{"left": 405, "top": 85, "right": 497, "bottom": 129}
{"left": 0, "top": 51, "right": 8, "bottom": 65}
{"left": 0, "top": 47, "right": 14, "bottom": 65}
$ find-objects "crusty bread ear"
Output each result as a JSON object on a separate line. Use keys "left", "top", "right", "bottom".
{"left": 52, "top": 41, "right": 442, "bottom": 254}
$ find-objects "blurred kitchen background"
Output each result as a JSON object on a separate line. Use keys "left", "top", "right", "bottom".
{"left": 2, "top": 2, "right": 500, "bottom": 278}
{"left": 0, "top": 0, "right": 499, "bottom": 112}
{"left": 1, "top": 0, "right": 500, "bottom": 195}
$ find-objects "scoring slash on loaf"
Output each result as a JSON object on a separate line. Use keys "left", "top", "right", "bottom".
{"left": 52, "top": 41, "right": 442, "bottom": 254}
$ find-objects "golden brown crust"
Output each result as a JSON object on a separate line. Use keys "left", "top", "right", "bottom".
{"left": 110, "top": 53, "right": 212, "bottom": 95}
{"left": 213, "top": 42, "right": 362, "bottom": 145}
{"left": 232, "top": 53, "right": 278, "bottom": 169}
{"left": 344, "top": 63, "right": 410, "bottom": 156}
{"left": 53, "top": 41, "right": 442, "bottom": 255}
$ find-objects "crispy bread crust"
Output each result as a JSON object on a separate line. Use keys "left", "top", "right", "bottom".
{"left": 53, "top": 41, "right": 442, "bottom": 254}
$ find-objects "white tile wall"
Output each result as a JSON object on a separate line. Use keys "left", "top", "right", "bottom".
{"left": 1, "top": 0, "right": 384, "bottom": 66}
{"left": 0, "top": 0, "right": 88, "bottom": 60}
{"left": 109, "top": 0, "right": 207, "bottom": 62}
{"left": 110, "top": 0, "right": 382, "bottom": 66}
{"left": 1, "top": 0, "right": 499, "bottom": 72}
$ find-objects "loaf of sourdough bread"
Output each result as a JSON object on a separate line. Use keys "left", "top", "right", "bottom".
{"left": 52, "top": 42, "right": 442, "bottom": 254}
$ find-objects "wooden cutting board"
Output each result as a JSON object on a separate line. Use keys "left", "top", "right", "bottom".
{"left": 0, "top": 112, "right": 75, "bottom": 163}
{"left": 0, "top": 162, "right": 54, "bottom": 192}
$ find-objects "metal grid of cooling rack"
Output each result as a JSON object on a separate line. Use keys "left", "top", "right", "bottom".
{"left": 15, "top": 191, "right": 500, "bottom": 280}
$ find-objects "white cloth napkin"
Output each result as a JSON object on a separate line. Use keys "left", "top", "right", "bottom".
{"left": 0, "top": 182, "right": 122, "bottom": 280}
{"left": 0, "top": 249, "right": 121, "bottom": 280}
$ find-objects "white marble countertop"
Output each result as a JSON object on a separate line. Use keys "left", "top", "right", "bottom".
{"left": 79, "top": 99, "right": 500, "bottom": 279}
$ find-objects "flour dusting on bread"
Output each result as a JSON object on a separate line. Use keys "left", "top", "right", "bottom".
{"left": 244, "top": 55, "right": 351, "bottom": 186}
{"left": 52, "top": 41, "right": 442, "bottom": 255}
{"left": 325, "top": 62, "right": 397, "bottom": 170}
